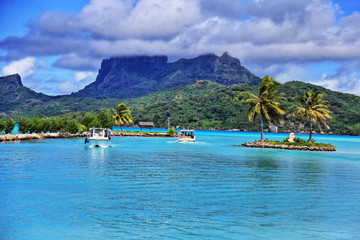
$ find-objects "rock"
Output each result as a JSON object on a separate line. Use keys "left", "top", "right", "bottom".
{"left": 241, "top": 141, "right": 336, "bottom": 152}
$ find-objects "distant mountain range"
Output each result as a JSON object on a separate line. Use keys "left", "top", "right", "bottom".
{"left": 1, "top": 53, "right": 360, "bottom": 135}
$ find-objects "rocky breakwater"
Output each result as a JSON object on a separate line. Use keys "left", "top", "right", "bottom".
{"left": 242, "top": 141, "right": 336, "bottom": 152}
{"left": 0, "top": 132, "right": 87, "bottom": 142}
{"left": 1, "top": 132, "right": 176, "bottom": 142}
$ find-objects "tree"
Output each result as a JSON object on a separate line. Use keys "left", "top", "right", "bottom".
{"left": 0, "top": 120, "right": 5, "bottom": 133}
{"left": 97, "top": 110, "right": 114, "bottom": 129}
{"left": 4, "top": 119, "right": 15, "bottom": 134}
{"left": 287, "top": 89, "right": 331, "bottom": 142}
{"left": 240, "top": 76, "right": 286, "bottom": 141}
{"left": 112, "top": 103, "right": 133, "bottom": 131}
{"left": 81, "top": 113, "right": 97, "bottom": 130}
{"left": 62, "top": 119, "right": 80, "bottom": 134}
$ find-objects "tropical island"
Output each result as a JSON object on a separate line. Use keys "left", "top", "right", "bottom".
{"left": 0, "top": 53, "right": 358, "bottom": 150}
{"left": 240, "top": 75, "right": 336, "bottom": 151}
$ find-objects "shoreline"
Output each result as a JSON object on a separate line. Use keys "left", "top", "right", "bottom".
{"left": 0, "top": 132, "right": 176, "bottom": 142}
{"left": 242, "top": 141, "right": 336, "bottom": 151}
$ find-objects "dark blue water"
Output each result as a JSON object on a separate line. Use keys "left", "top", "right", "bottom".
{"left": 1, "top": 131, "right": 360, "bottom": 239}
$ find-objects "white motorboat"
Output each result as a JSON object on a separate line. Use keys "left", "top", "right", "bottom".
{"left": 85, "top": 128, "right": 112, "bottom": 147}
{"left": 178, "top": 129, "right": 196, "bottom": 142}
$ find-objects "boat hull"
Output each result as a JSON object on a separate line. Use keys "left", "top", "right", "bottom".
{"left": 178, "top": 137, "right": 196, "bottom": 142}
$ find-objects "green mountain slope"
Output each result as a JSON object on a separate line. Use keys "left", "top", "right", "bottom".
{"left": 1, "top": 76, "right": 359, "bottom": 135}
{"left": 280, "top": 81, "right": 360, "bottom": 135}
{"left": 0, "top": 74, "right": 53, "bottom": 117}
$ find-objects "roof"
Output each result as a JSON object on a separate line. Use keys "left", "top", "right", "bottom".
{"left": 138, "top": 121, "right": 154, "bottom": 126}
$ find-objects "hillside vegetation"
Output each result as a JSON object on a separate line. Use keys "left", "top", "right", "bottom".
{"left": 3, "top": 79, "right": 359, "bottom": 135}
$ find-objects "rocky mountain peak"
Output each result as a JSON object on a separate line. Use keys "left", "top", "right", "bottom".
{"left": 73, "top": 52, "right": 261, "bottom": 99}
{"left": 0, "top": 74, "right": 23, "bottom": 87}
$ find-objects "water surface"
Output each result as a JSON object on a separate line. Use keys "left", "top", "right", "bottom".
{"left": 1, "top": 131, "right": 360, "bottom": 239}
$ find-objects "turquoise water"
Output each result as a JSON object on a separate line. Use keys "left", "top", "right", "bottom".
{"left": 1, "top": 131, "right": 360, "bottom": 240}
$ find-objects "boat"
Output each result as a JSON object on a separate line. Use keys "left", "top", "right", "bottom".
{"left": 85, "top": 128, "right": 112, "bottom": 147}
{"left": 178, "top": 129, "right": 196, "bottom": 142}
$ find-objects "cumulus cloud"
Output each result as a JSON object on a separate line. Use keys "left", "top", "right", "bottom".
{"left": 77, "top": 0, "right": 202, "bottom": 40}
{"left": 263, "top": 60, "right": 360, "bottom": 96}
{"left": 1, "top": 0, "right": 360, "bottom": 95}
{"left": 2, "top": 57, "right": 37, "bottom": 78}
{"left": 57, "top": 71, "right": 97, "bottom": 94}
{"left": 74, "top": 71, "right": 97, "bottom": 87}
{"left": 3, "top": 0, "right": 359, "bottom": 65}
{"left": 58, "top": 81, "right": 78, "bottom": 94}
{"left": 54, "top": 54, "right": 100, "bottom": 70}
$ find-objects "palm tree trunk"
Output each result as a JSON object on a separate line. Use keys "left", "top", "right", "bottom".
{"left": 260, "top": 117, "right": 264, "bottom": 141}
{"left": 308, "top": 121, "right": 313, "bottom": 142}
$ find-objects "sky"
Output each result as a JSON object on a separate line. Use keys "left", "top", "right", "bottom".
{"left": 1, "top": 0, "right": 360, "bottom": 96}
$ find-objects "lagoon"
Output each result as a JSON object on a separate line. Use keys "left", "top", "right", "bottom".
{"left": 1, "top": 130, "right": 360, "bottom": 239}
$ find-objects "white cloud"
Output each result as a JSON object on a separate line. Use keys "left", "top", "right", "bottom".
{"left": 77, "top": 0, "right": 203, "bottom": 40}
{"left": 1, "top": 0, "right": 360, "bottom": 95}
{"left": 268, "top": 62, "right": 360, "bottom": 96}
{"left": 2, "top": 57, "right": 36, "bottom": 78}
{"left": 58, "top": 81, "right": 78, "bottom": 93}
{"left": 74, "top": 71, "right": 96, "bottom": 88}
{"left": 315, "top": 72, "right": 360, "bottom": 95}
{"left": 74, "top": 71, "right": 91, "bottom": 82}
{"left": 57, "top": 71, "right": 97, "bottom": 94}
{"left": 274, "top": 64, "right": 311, "bottom": 83}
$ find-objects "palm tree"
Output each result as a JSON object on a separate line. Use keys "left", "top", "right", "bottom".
{"left": 287, "top": 89, "right": 331, "bottom": 142}
{"left": 112, "top": 103, "right": 133, "bottom": 131}
{"left": 240, "top": 76, "right": 286, "bottom": 141}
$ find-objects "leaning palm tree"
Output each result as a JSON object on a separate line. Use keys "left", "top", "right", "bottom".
{"left": 240, "top": 76, "right": 286, "bottom": 141}
{"left": 112, "top": 103, "right": 133, "bottom": 131}
{"left": 287, "top": 89, "right": 331, "bottom": 142}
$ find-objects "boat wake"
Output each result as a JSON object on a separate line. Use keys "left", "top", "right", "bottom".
{"left": 167, "top": 140, "right": 208, "bottom": 145}
{"left": 86, "top": 145, "right": 112, "bottom": 149}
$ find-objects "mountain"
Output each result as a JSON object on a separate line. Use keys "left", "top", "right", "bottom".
{"left": 0, "top": 74, "right": 53, "bottom": 117}
{"left": 123, "top": 80, "right": 360, "bottom": 135}
{"left": 72, "top": 52, "right": 261, "bottom": 99}
{"left": 16, "top": 79, "right": 359, "bottom": 135}
{"left": 1, "top": 55, "right": 359, "bottom": 135}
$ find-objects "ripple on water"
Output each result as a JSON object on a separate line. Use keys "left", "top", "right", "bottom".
{"left": 1, "top": 133, "right": 360, "bottom": 239}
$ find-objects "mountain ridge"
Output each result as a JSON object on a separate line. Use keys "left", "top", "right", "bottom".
{"left": 72, "top": 52, "right": 261, "bottom": 98}
{"left": 1, "top": 55, "right": 359, "bottom": 135}
{"left": 0, "top": 74, "right": 53, "bottom": 117}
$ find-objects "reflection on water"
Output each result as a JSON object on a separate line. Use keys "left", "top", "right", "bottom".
{"left": 1, "top": 133, "right": 360, "bottom": 239}
{"left": 87, "top": 145, "right": 109, "bottom": 164}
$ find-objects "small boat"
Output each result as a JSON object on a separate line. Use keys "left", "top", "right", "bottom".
{"left": 85, "top": 127, "right": 112, "bottom": 147}
{"left": 178, "top": 129, "right": 196, "bottom": 142}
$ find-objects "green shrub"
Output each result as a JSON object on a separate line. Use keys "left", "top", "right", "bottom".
{"left": 166, "top": 128, "right": 178, "bottom": 136}
{"left": 284, "top": 137, "right": 306, "bottom": 143}
{"left": 294, "top": 137, "right": 306, "bottom": 143}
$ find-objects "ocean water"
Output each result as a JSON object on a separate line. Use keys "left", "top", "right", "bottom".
{"left": 1, "top": 130, "right": 360, "bottom": 240}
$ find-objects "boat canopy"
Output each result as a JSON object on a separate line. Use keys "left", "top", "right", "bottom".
{"left": 89, "top": 128, "right": 111, "bottom": 138}
{"left": 180, "top": 130, "right": 195, "bottom": 137}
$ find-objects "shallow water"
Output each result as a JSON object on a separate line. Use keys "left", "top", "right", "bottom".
{"left": 1, "top": 131, "right": 360, "bottom": 240}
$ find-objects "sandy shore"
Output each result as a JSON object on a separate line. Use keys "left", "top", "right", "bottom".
{"left": 0, "top": 132, "right": 176, "bottom": 142}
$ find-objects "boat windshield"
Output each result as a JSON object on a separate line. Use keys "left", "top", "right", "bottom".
{"left": 90, "top": 128, "right": 110, "bottom": 138}
{"left": 181, "top": 131, "right": 194, "bottom": 137}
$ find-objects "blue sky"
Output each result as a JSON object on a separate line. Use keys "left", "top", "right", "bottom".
{"left": 1, "top": 0, "right": 360, "bottom": 96}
